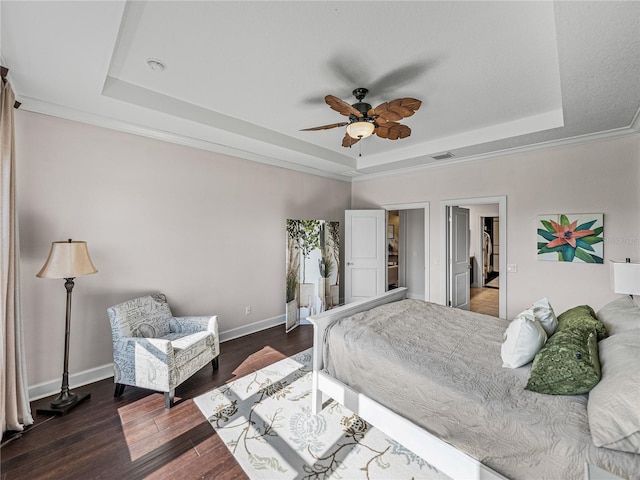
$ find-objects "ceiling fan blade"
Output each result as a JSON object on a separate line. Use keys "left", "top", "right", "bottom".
{"left": 367, "top": 62, "right": 431, "bottom": 95}
{"left": 376, "top": 122, "right": 411, "bottom": 140}
{"left": 326, "top": 95, "right": 363, "bottom": 118}
{"left": 300, "top": 122, "right": 349, "bottom": 131}
{"left": 373, "top": 102, "right": 403, "bottom": 122}
{"left": 399, "top": 98, "right": 422, "bottom": 111}
{"left": 342, "top": 133, "right": 361, "bottom": 148}
{"left": 374, "top": 98, "right": 422, "bottom": 121}
{"left": 387, "top": 98, "right": 422, "bottom": 117}
{"left": 374, "top": 115, "right": 388, "bottom": 126}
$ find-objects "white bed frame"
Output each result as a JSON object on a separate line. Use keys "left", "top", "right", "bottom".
{"left": 308, "top": 288, "right": 509, "bottom": 480}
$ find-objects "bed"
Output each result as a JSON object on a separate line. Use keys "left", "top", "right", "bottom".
{"left": 308, "top": 288, "right": 640, "bottom": 480}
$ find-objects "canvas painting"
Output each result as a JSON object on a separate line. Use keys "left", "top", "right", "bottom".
{"left": 537, "top": 214, "right": 603, "bottom": 263}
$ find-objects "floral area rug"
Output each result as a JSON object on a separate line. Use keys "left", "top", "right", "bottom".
{"left": 194, "top": 349, "right": 450, "bottom": 480}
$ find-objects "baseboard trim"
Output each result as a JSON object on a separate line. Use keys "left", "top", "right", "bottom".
{"left": 29, "top": 364, "right": 115, "bottom": 401}
{"left": 28, "top": 314, "right": 290, "bottom": 401}
{"left": 407, "top": 291, "right": 425, "bottom": 301}
{"left": 218, "top": 314, "right": 286, "bottom": 343}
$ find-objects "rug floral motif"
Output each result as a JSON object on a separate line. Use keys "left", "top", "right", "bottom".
{"left": 194, "top": 349, "right": 449, "bottom": 480}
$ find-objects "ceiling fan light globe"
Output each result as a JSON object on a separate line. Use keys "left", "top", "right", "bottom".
{"left": 346, "top": 121, "right": 375, "bottom": 139}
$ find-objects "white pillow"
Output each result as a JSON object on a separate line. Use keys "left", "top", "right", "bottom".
{"left": 588, "top": 329, "right": 640, "bottom": 453}
{"left": 596, "top": 296, "right": 640, "bottom": 336}
{"left": 532, "top": 297, "right": 558, "bottom": 337}
{"left": 501, "top": 308, "right": 548, "bottom": 368}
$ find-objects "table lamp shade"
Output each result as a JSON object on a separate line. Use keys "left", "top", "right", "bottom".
{"left": 37, "top": 240, "right": 98, "bottom": 279}
{"left": 610, "top": 260, "right": 640, "bottom": 295}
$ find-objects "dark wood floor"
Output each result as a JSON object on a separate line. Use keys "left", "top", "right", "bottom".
{"left": 1, "top": 324, "right": 314, "bottom": 480}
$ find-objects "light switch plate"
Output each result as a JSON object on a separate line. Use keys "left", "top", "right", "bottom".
{"left": 507, "top": 264, "right": 518, "bottom": 273}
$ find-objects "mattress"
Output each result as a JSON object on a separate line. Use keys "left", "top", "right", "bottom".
{"left": 323, "top": 299, "right": 640, "bottom": 480}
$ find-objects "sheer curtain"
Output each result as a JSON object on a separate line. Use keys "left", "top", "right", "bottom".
{"left": 1, "top": 77, "right": 33, "bottom": 433}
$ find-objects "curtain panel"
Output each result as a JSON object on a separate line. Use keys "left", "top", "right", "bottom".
{"left": 1, "top": 79, "right": 33, "bottom": 433}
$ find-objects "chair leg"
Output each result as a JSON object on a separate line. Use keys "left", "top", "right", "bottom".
{"left": 165, "top": 389, "right": 175, "bottom": 409}
{"left": 212, "top": 356, "right": 219, "bottom": 371}
{"left": 114, "top": 383, "right": 126, "bottom": 398}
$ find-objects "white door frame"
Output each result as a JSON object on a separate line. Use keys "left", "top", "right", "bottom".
{"left": 382, "top": 202, "right": 430, "bottom": 302}
{"left": 440, "top": 196, "right": 507, "bottom": 318}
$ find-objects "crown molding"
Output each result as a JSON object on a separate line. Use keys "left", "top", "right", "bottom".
{"left": 17, "top": 97, "right": 352, "bottom": 183}
{"left": 352, "top": 122, "right": 640, "bottom": 182}
{"left": 17, "top": 96, "right": 640, "bottom": 185}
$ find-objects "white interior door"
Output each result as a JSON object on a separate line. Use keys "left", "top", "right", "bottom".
{"left": 345, "top": 210, "right": 386, "bottom": 304}
{"left": 450, "top": 206, "right": 470, "bottom": 310}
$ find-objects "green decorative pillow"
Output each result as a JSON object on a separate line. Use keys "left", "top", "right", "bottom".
{"left": 557, "top": 305, "right": 608, "bottom": 341}
{"left": 525, "top": 327, "right": 601, "bottom": 395}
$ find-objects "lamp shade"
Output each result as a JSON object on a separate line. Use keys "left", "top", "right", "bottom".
{"left": 610, "top": 260, "right": 640, "bottom": 295}
{"left": 346, "top": 121, "right": 375, "bottom": 139}
{"left": 36, "top": 240, "right": 98, "bottom": 279}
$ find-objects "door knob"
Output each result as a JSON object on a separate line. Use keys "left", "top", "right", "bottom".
{"left": 347, "top": 262, "right": 354, "bottom": 266}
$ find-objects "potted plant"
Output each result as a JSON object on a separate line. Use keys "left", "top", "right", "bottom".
{"left": 285, "top": 223, "right": 300, "bottom": 331}
{"left": 292, "top": 220, "right": 321, "bottom": 308}
{"left": 318, "top": 256, "right": 333, "bottom": 310}
{"left": 285, "top": 269, "right": 299, "bottom": 330}
{"left": 326, "top": 221, "right": 341, "bottom": 306}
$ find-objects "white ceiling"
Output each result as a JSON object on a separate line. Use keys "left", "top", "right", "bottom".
{"left": 2, "top": 1, "right": 639, "bottom": 181}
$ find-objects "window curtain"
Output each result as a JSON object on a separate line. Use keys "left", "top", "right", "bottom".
{"left": 1, "top": 78, "right": 33, "bottom": 433}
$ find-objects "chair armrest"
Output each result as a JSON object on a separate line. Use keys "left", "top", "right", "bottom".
{"left": 172, "top": 315, "right": 218, "bottom": 336}
{"left": 114, "top": 337, "right": 173, "bottom": 362}
{"left": 112, "top": 337, "right": 174, "bottom": 391}
{"left": 117, "top": 336, "right": 172, "bottom": 353}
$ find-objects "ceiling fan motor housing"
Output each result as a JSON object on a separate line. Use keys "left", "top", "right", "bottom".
{"left": 351, "top": 87, "right": 372, "bottom": 118}
{"left": 353, "top": 87, "right": 368, "bottom": 101}
{"left": 351, "top": 102, "right": 372, "bottom": 118}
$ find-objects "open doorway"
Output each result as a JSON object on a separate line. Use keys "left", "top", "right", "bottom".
{"left": 472, "top": 212, "right": 499, "bottom": 316}
{"left": 387, "top": 210, "right": 400, "bottom": 290}
{"left": 383, "top": 202, "right": 430, "bottom": 301}
{"left": 441, "top": 196, "right": 506, "bottom": 318}
{"left": 481, "top": 216, "right": 500, "bottom": 289}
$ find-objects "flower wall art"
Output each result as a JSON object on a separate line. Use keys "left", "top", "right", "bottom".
{"left": 537, "top": 214, "right": 604, "bottom": 263}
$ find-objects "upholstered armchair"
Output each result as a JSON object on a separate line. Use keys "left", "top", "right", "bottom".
{"left": 107, "top": 293, "right": 219, "bottom": 408}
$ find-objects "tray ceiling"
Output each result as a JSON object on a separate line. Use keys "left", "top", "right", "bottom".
{"left": 2, "top": 1, "right": 639, "bottom": 180}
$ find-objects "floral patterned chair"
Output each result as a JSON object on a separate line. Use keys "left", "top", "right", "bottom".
{"left": 107, "top": 293, "right": 219, "bottom": 408}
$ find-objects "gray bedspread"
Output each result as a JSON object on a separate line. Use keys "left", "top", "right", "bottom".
{"left": 323, "top": 299, "right": 640, "bottom": 480}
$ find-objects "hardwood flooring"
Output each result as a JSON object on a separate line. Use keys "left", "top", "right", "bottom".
{"left": 470, "top": 286, "right": 500, "bottom": 317}
{"left": 1, "top": 324, "right": 313, "bottom": 480}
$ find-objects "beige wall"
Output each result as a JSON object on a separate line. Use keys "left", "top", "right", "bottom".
{"left": 16, "top": 111, "right": 351, "bottom": 390}
{"left": 14, "top": 108, "right": 640, "bottom": 395}
{"left": 352, "top": 135, "right": 640, "bottom": 318}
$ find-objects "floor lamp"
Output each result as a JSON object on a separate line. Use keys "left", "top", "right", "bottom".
{"left": 36, "top": 239, "right": 98, "bottom": 415}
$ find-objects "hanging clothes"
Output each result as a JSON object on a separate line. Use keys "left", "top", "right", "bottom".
{"left": 483, "top": 231, "right": 492, "bottom": 280}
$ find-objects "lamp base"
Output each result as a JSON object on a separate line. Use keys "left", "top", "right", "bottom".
{"left": 36, "top": 392, "right": 91, "bottom": 416}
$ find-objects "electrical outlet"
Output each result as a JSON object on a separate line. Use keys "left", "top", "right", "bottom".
{"left": 245, "top": 305, "right": 251, "bottom": 315}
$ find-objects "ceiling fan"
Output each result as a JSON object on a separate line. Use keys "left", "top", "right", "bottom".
{"left": 301, "top": 88, "right": 422, "bottom": 147}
